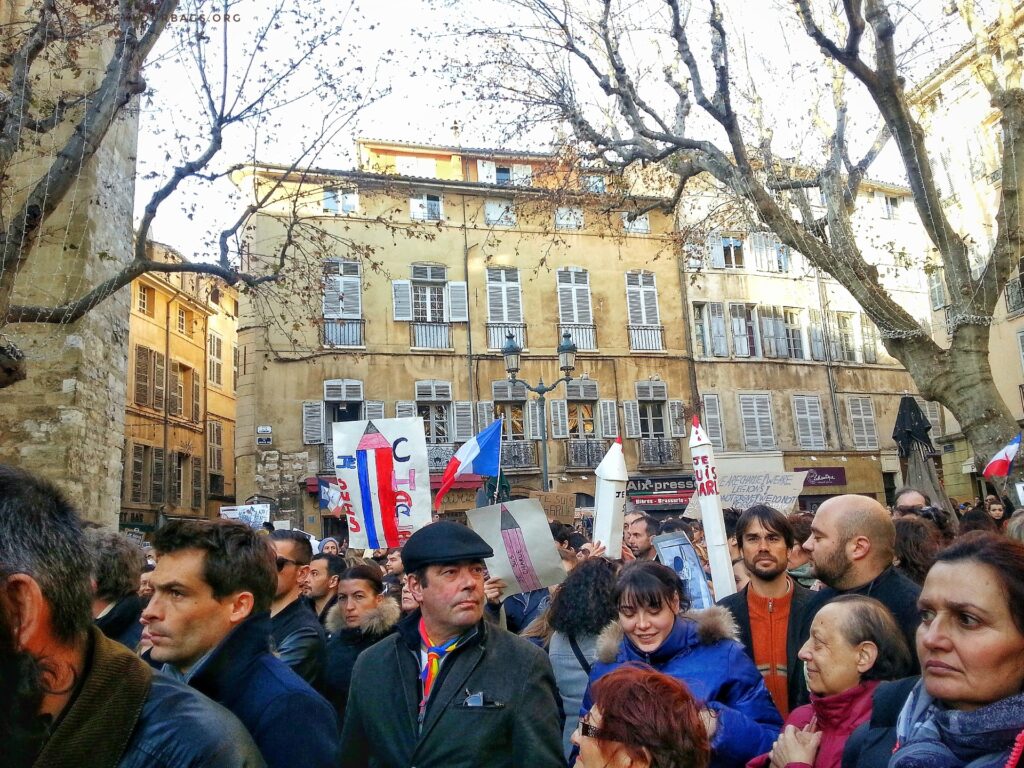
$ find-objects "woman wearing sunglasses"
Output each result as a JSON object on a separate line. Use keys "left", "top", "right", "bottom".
{"left": 572, "top": 664, "right": 709, "bottom": 768}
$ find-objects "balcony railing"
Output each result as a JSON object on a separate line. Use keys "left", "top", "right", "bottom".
{"left": 638, "top": 437, "right": 682, "bottom": 467}
{"left": 426, "top": 443, "right": 456, "bottom": 473}
{"left": 566, "top": 438, "right": 608, "bottom": 469}
{"left": 501, "top": 439, "right": 538, "bottom": 470}
{"left": 410, "top": 321, "right": 452, "bottom": 349}
{"left": 1006, "top": 275, "right": 1024, "bottom": 314}
{"left": 559, "top": 322, "right": 597, "bottom": 351}
{"left": 628, "top": 324, "right": 665, "bottom": 351}
{"left": 321, "top": 445, "right": 335, "bottom": 473}
{"left": 487, "top": 322, "right": 527, "bottom": 350}
{"left": 323, "top": 319, "right": 364, "bottom": 347}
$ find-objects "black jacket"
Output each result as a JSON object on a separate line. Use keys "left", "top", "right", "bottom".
{"left": 717, "top": 579, "right": 812, "bottom": 713}
{"left": 842, "top": 677, "right": 918, "bottom": 768}
{"left": 95, "top": 594, "right": 146, "bottom": 650}
{"left": 183, "top": 613, "right": 339, "bottom": 768}
{"left": 322, "top": 599, "right": 400, "bottom": 723}
{"left": 339, "top": 609, "right": 564, "bottom": 768}
{"left": 270, "top": 596, "right": 326, "bottom": 685}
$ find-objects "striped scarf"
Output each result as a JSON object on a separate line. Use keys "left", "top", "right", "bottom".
{"left": 418, "top": 617, "right": 464, "bottom": 704}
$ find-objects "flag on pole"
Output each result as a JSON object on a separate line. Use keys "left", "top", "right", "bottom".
{"left": 982, "top": 434, "right": 1021, "bottom": 479}
{"left": 434, "top": 418, "right": 503, "bottom": 510}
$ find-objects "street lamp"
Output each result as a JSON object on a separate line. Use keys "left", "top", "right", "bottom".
{"left": 502, "top": 330, "right": 578, "bottom": 492}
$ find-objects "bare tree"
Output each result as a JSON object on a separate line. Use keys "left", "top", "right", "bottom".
{"left": 454, "top": 0, "right": 1023, "bottom": 463}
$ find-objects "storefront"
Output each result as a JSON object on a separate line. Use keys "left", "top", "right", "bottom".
{"left": 626, "top": 474, "right": 697, "bottom": 518}
{"left": 786, "top": 453, "right": 889, "bottom": 511}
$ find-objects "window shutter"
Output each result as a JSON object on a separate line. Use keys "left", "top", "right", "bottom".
{"left": 169, "top": 363, "right": 182, "bottom": 417}
{"left": 575, "top": 273, "right": 593, "bottom": 324}
{"left": 487, "top": 273, "right": 507, "bottom": 322}
{"left": 324, "top": 379, "right": 347, "bottom": 402}
{"left": 598, "top": 400, "right": 619, "bottom": 438}
{"left": 340, "top": 274, "right": 362, "bottom": 319}
{"left": 302, "top": 401, "right": 325, "bottom": 445}
{"left": 550, "top": 399, "right": 570, "bottom": 439}
{"left": 739, "top": 394, "right": 776, "bottom": 450}
{"left": 557, "top": 270, "right": 576, "bottom": 323}
{"left": 151, "top": 448, "right": 165, "bottom": 503}
{"left": 392, "top": 280, "right": 413, "bottom": 321}
{"left": 809, "top": 310, "right": 826, "bottom": 360}
{"left": 511, "top": 163, "right": 532, "bottom": 186}
{"left": 622, "top": 401, "right": 642, "bottom": 438}
{"left": 566, "top": 379, "right": 599, "bottom": 400}
{"left": 668, "top": 400, "right": 687, "bottom": 438}
{"left": 709, "top": 303, "right": 728, "bottom": 356}
{"left": 452, "top": 401, "right": 475, "bottom": 442}
{"left": 708, "top": 233, "right": 725, "bottom": 268}
{"left": 169, "top": 453, "right": 182, "bottom": 507}
{"left": 625, "top": 273, "right": 644, "bottom": 325}
{"left": 396, "top": 400, "right": 418, "bottom": 419}
{"left": 191, "top": 457, "right": 203, "bottom": 509}
{"left": 134, "top": 346, "right": 150, "bottom": 406}
{"left": 702, "top": 394, "right": 725, "bottom": 450}
{"left": 192, "top": 372, "right": 201, "bottom": 422}
{"left": 477, "top": 159, "right": 497, "bottom": 184}
{"left": 760, "top": 307, "right": 777, "bottom": 357}
{"left": 793, "top": 395, "right": 826, "bottom": 450}
{"left": 641, "top": 273, "right": 659, "bottom": 325}
{"left": 323, "top": 274, "right": 343, "bottom": 319}
{"left": 208, "top": 421, "right": 223, "bottom": 472}
{"left": 526, "top": 399, "right": 543, "bottom": 440}
{"left": 364, "top": 400, "right": 385, "bottom": 420}
{"left": 730, "top": 304, "right": 750, "bottom": 356}
{"left": 477, "top": 401, "right": 495, "bottom": 429}
{"left": 848, "top": 396, "right": 879, "bottom": 450}
{"left": 130, "top": 444, "right": 145, "bottom": 502}
{"left": 447, "top": 281, "right": 469, "bottom": 322}
{"left": 914, "top": 397, "right": 942, "bottom": 438}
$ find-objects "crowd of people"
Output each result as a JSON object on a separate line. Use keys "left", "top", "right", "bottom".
{"left": 2, "top": 462, "right": 1024, "bottom": 768}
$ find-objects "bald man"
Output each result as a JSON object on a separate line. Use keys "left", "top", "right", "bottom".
{"left": 796, "top": 495, "right": 921, "bottom": 702}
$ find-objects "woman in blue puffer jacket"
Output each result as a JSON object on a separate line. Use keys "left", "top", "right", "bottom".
{"left": 580, "top": 561, "right": 783, "bottom": 768}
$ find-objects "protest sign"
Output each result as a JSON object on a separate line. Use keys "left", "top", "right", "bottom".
{"left": 537, "top": 492, "right": 575, "bottom": 525}
{"left": 220, "top": 504, "right": 271, "bottom": 528}
{"left": 467, "top": 499, "right": 566, "bottom": 597}
{"left": 684, "top": 471, "right": 807, "bottom": 517}
{"left": 332, "top": 418, "right": 431, "bottom": 549}
{"left": 653, "top": 532, "right": 714, "bottom": 610}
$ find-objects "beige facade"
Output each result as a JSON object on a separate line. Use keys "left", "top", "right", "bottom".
{"left": 234, "top": 140, "right": 933, "bottom": 534}
{"left": 121, "top": 243, "right": 237, "bottom": 532}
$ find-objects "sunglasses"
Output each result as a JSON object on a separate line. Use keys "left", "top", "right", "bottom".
{"left": 276, "top": 556, "right": 297, "bottom": 572}
{"left": 577, "top": 714, "right": 611, "bottom": 740}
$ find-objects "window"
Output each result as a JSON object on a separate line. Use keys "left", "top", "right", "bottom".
{"left": 792, "top": 395, "right": 826, "bottom": 450}
{"left": 693, "top": 305, "right": 708, "bottom": 357}
{"left": 784, "top": 309, "right": 805, "bottom": 359}
{"left": 694, "top": 303, "right": 728, "bottom": 357}
{"left": 208, "top": 420, "right": 224, "bottom": 471}
{"left": 758, "top": 306, "right": 789, "bottom": 358}
{"left": 914, "top": 397, "right": 943, "bottom": 438}
{"left": 396, "top": 155, "right": 436, "bottom": 177}
{"left": 168, "top": 362, "right": 185, "bottom": 417}
{"left": 831, "top": 312, "right": 857, "bottom": 362}
{"left": 729, "top": 303, "right": 758, "bottom": 357}
{"left": 129, "top": 444, "right": 146, "bottom": 503}
{"left": 495, "top": 402, "right": 526, "bottom": 439}
{"left": 413, "top": 283, "right": 445, "bottom": 322}
{"left": 710, "top": 236, "right": 745, "bottom": 269}
{"left": 409, "top": 193, "right": 443, "bottom": 221}
{"left": 494, "top": 166, "right": 512, "bottom": 185}
{"left": 323, "top": 260, "right": 362, "bottom": 345}
{"left": 323, "top": 187, "right": 358, "bottom": 214}
{"left": 191, "top": 457, "right": 203, "bottom": 509}
{"left": 478, "top": 160, "right": 532, "bottom": 186}
{"left": 484, "top": 198, "right": 516, "bottom": 227}
{"left": 881, "top": 194, "right": 899, "bottom": 219}
{"left": 208, "top": 332, "right": 223, "bottom": 386}
{"left": 169, "top": 452, "right": 184, "bottom": 508}
{"left": 702, "top": 394, "right": 725, "bottom": 451}
{"left": 488, "top": 380, "right": 528, "bottom": 440}
{"left": 622, "top": 381, "right": 685, "bottom": 440}
{"left": 808, "top": 309, "right": 826, "bottom": 360}
{"left": 927, "top": 269, "right": 947, "bottom": 310}
{"left": 583, "top": 175, "right": 606, "bottom": 193}
{"left": 638, "top": 401, "right": 665, "bottom": 438}
{"left": 625, "top": 271, "right": 660, "bottom": 326}
{"left": 232, "top": 344, "right": 239, "bottom": 392}
{"left": 749, "top": 232, "right": 790, "bottom": 273}
{"left": 621, "top": 212, "right": 650, "bottom": 234}
{"left": 555, "top": 206, "right": 583, "bottom": 230}
{"left": 418, "top": 402, "right": 450, "bottom": 444}
{"left": 738, "top": 393, "right": 776, "bottom": 450}
{"left": 861, "top": 315, "right": 879, "bottom": 364}
{"left": 486, "top": 267, "right": 523, "bottom": 347}
{"left": 137, "top": 285, "right": 154, "bottom": 316}
{"left": 133, "top": 346, "right": 166, "bottom": 410}
{"left": 556, "top": 268, "right": 595, "bottom": 349}
{"left": 176, "top": 306, "right": 193, "bottom": 336}
{"left": 848, "top": 396, "right": 879, "bottom": 450}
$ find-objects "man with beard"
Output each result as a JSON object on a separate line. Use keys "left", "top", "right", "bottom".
{"left": 624, "top": 514, "right": 660, "bottom": 561}
{"left": 717, "top": 505, "right": 810, "bottom": 717}
{"left": 796, "top": 494, "right": 921, "bottom": 704}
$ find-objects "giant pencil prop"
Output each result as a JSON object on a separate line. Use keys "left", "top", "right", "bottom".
{"left": 689, "top": 415, "right": 735, "bottom": 599}
{"left": 500, "top": 506, "right": 543, "bottom": 591}
{"left": 593, "top": 437, "right": 628, "bottom": 558}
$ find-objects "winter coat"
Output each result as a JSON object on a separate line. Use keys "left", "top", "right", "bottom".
{"left": 339, "top": 609, "right": 565, "bottom": 768}
{"left": 322, "top": 598, "right": 400, "bottom": 723}
{"left": 182, "top": 613, "right": 340, "bottom": 768}
{"left": 270, "top": 597, "right": 326, "bottom": 686}
{"left": 548, "top": 630, "right": 599, "bottom": 761}
{"left": 583, "top": 607, "right": 784, "bottom": 768}
{"left": 841, "top": 677, "right": 918, "bottom": 768}
{"left": 747, "top": 680, "right": 879, "bottom": 768}
{"left": 95, "top": 594, "right": 146, "bottom": 650}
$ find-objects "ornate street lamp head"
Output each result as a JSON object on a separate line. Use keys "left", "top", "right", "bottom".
{"left": 502, "top": 331, "right": 522, "bottom": 379}
{"left": 557, "top": 330, "right": 577, "bottom": 375}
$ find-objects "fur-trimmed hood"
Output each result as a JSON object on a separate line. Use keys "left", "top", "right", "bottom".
{"left": 595, "top": 605, "right": 739, "bottom": 664}
{"left": 325, "top": 597, "right": 401, "bottom": 637}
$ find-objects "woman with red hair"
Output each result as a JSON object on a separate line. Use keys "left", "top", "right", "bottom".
{"left": 572, "top": 663, "right": 709, "bottom": 768}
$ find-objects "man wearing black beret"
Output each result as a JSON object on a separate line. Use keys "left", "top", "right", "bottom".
{"left": 339, "top": 521, "right": 564, "bottom": 767}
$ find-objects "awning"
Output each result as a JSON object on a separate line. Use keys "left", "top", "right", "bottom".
{"left": 429, "top": 473, "right": 483, "bottom": 490}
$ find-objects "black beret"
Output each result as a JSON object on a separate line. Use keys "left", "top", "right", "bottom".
{"left": 401, "top": 521, "right": 494, "bottom": 573}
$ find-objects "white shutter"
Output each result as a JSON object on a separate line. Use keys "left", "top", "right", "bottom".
{"left": 396, "top": 400, "right": 418, "bottom": 419}
{"left": 323, "top": 275, "right": 343, "bottom": 319}
{"left": 477, "top": 401, "right": 495, "bottom": 429}
{"left": 302, "top": 401, "right": 325, "bottom": 445}
{"left": 550, "top": 399, "right": 570, "bottom": 439}
{"left": 324, "top": 379, "right": 363, "bottom": 402}
{"left": 708, "top": 232, "right": 725, "bottom": 268}
{"left": 598, "top": 400, "right": 619, "bottom": 438}
{"left": 487, "top": 271, "right": 507, "bottom": 322}
{"left": 622, "top": 401, "right": 642, "bottom": 439}
{"left": 526, "top": 399, "right": 543, "bottom": 440}
{"left": 575, "top": 273, "right": 593, "bottom": 324}
{"left": 453, "top": 401, "right": 475, "bottom": 442}
{"left": 566, "top": 379, "right": 599, "bottom": 400}
{"left": 636, "top": 381, "right": 668, "bottom": 401}
{"left": 848, "top": 396, "right": 879, "bottom": 450}
{"left": 478, "top": 160, "right": 497, "bottom": 184}
{"left": 702, "top": 394, "right": 725, "bottom": 450}
{"left": 557, "top": 271, "right": 576, "bottom": 323}
{"left": 914, "top": 397, "right": 942, "bottom": 438}
{"left": 640, "top": 273, "right": 660, "bottom": 324}
{"left": 363, "top": 400, "right": 385, "bottom": 420}
{"left": 709, "top": 303, "right": 728, "bottom": 356}
{"left": 625, "top": 272, "right": 644, "bottom": 325}
{"left": 793, "top": 395, "right": 826, "bottom": 450}
{"left": 340, "top": 275, "right": 362, "bottom": 319}
{"left": 447, "top": 281, "right": 469, "bottom": 322}
{"left": 511, "top": 163, "right": 532, "bottom": 186}
{"left": 668, "top": 400, "right": 687, "bottom": 438}
{"left": 739, "top": 394, "right": 776, "bottom": 450}
{"left": 557, "top": 269, "right": 591, "bottom": 324}
{"left": 392, "top": 280, "right": 413, "bottom": 321}
{"left": 730, "top": 304, "right": 750, "bottom": 356}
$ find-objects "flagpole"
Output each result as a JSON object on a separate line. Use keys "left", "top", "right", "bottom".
{"left": 493, "top": 417, "right": 504, "bottom": 504}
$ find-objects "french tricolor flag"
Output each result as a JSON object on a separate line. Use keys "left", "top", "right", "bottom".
{"left": 434, "top": 418, "right": 503, "bottom": 510}
{"left": 982, "top": 433, "right": 1021, "bottom": 479}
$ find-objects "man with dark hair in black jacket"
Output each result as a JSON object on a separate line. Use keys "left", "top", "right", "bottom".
{"left": 86, "top": 529, "right": 148, "bottom": 649}
{"left": 268, "top": 529, "right": 326, "bottom": 684}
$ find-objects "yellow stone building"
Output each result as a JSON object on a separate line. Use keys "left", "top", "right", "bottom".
{"left": 120, "top": 242, "right": 238, "bottom": 532}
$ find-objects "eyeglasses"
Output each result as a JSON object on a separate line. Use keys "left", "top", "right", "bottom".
{"left": 276, "top": 556, "right": 297, "bottom": 572}
{"left": 577, "top": 714, "right": 612, "bottom": 740}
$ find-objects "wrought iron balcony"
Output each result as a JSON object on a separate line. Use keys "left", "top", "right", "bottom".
{"left": 1006, "top": 275, "right": 1024, "bottom": 315}
{"left": 321, "top": 445, "right": 335, "bottom": 473}
{"left": 559, "top": 322, "right": 597, "bottom": 351}
{"left": 426, "top": 443, "right": 456, "bottom": 473}
{"left": 410, "top": 321, "right": 452, "bottom": 349}
{"left": 487, "top": 322, "right": 527, "bottom": 350}
{"left": 566, "top": 438, "right": 608, "bottom": 469}
{"left": 638, "top": 437, "right": 682, "bottom": 467}
{"left": 628, "top": 325, "right": 665, "bottom": 351}
{"left": 323, "top": 319, "right": 364, "bottom": 347}
{"left": 501, "top": 439, "right": 538, "bottom": 470}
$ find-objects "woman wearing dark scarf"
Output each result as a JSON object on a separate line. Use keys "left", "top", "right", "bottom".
{"left": 843, "top": 532, "right": 1024, "bottom": 768}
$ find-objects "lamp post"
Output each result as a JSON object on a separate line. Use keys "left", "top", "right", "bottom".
{"left": 502, "top": 330, "right": 578, "bottom": 492}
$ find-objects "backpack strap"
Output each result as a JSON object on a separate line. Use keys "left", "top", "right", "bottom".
{"left": 568, "top": 634, "right": 592, "bottom": 675}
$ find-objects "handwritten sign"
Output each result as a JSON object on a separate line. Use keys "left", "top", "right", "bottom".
{"left": 684, "top": 471, "right": 808, "bottom": 517}
{"left": 537, "top": 492, "right": 575, "bottom": 525}
{"left": 220, "top": 504, "right": 271, "bottom": 528}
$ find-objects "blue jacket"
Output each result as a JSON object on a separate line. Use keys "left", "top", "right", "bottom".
{"left": 583, "top": 607, "right": 783, "bottom": 768}
{"left": 181, "top": 613, "right": 339, "bottom": 768}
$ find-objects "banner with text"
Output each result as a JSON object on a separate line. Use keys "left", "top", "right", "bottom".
{"left": 685, "top": 471, "right": 807, "bottom": 517}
